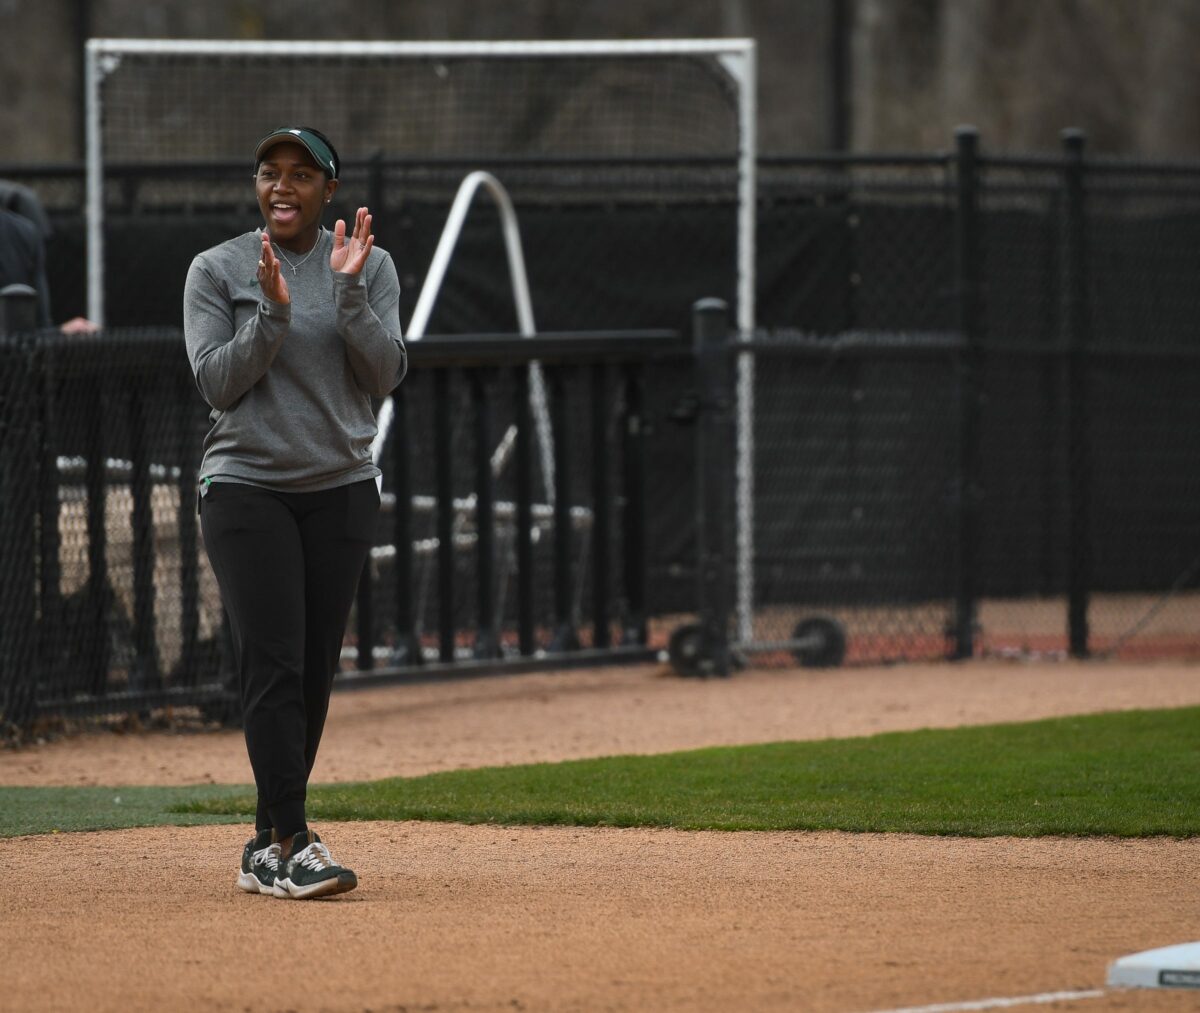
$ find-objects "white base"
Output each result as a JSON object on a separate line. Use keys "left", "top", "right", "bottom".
{"left": 1108, "top": 941, "right": 1200, "bottom": 989}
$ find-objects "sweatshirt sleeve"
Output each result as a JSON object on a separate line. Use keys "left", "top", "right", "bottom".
{"left": 333, "top": 252, "right": 407, "bottom": 398}
{"left": 183, "top": 254, "right": 290, "bottom": 411}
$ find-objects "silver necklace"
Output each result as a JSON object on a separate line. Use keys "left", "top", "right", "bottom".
{"left": 273, "top": 228, "right": 325, "bottom": 275}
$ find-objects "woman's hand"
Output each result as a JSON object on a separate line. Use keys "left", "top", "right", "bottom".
{"left": 257, "top": 233, "right": 290, "bottom": 304}
{"left": 330, "top": 207, "right": 374, "bottom": 275}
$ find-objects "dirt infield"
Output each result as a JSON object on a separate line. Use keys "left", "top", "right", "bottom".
{"left": 3, "top": 659, "right": 1200, "bottom": 1012}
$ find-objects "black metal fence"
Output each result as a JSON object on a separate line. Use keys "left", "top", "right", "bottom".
{"left": 738, "top": 132, "right": 1200, "bottom": 666}
{"left": 3, "top": 128, "right": 1200, "bottom": 729}
{"left": 0, "top": 311, "right": 683, "bottom": 732}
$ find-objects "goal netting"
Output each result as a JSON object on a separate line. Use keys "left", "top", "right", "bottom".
{"left": 86, "top": 39, "right": 755, "bottom": 332}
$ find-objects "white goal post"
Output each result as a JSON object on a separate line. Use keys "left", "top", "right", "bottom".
{"left": 85, "top": 37, "right": 758, "bottom": 642}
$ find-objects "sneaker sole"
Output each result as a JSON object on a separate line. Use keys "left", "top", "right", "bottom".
{"left": 236, "top": 870, "right": 277, "bottom": 896}
{"left": 275, "top": 872, "right": 357, "bottom": 900}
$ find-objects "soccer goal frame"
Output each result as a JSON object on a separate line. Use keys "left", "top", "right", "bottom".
{"left": 85, "top": 36, "right": 759, "bottom": 643}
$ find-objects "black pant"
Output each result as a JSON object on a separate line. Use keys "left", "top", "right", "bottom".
{"left": 200, "top": 478, "right": 379, "bottom": 837}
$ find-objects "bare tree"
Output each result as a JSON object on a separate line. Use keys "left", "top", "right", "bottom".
{"left": 1138, "top": 0, "right": 1200, "bottom": 157}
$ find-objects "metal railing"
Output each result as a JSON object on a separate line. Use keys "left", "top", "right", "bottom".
{"left": 0, "top": 315, "right": 684, "bottom": 731}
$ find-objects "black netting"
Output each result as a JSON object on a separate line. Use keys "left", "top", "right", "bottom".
{"left": 0, "top": 329, "right": 232, "bottom": 732}
{"left": 87, "top": 47, "right": 743, "bottom": 333}
{"left": 1087, "top": 164, "right": 1200, "bottom": 351}
{"left": 1087, "top": 356, "right": 1200, "bottom": 658}
{"left": 6, "top": 140, "right": 1200, "bottom": 729}
{"left": 969, "top": 160, "right": 1070, "bottom": 656}
{"left": 745, "top": 159, "right": 960, "bottom": 663}
{"left": 749, "top": 346, "right": 959, "bottom": 663}
{"left": 967, "top": 156, "right": 1200, "bottom": 659}
{"left": 70, "top": 160, "right": 738, "bottom": 335}
{"left": 0, "top": 335, "right": 43, "bottom": 730}
{"left": 99, "top": 54, "right": 739, "bottom": 163}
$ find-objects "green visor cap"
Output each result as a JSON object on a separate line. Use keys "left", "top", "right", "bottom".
{"left": 253, "top": 128, "right": 339, "bottom": 179}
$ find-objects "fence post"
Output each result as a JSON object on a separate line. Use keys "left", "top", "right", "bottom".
{"left": 471, "top": 370, "right": 500, "bottom": 659}
{"left": 37, "top": 343, "right": 63, "bottom": 696}
{"left": 0, "top": 284, "right": 38, "bottom": 335}
{"left": 590, "top": 363, "right": 611, "bottom": 649}
{"left": 515, "top": 364, "right": 535, "bottom": 655}
{"left": 1062, "top": 128, "right": 1091, "bottom": 658}
{"left": 83, "top": 384, "right": 110, "bottom": 695}
{"left": 126, "top": 381, "right": 160, "bottom": 690}
{"left": 693, "top": 298, "right": 733, "bottom": 677}
{"left": 952, "top": 126, "right": 983, "bottom": 660}
{"left": 434, "top": 368, "right": 455, "bottom": 663}
{"left": 621, "top": 362, "right": 648, "bottom": 645}
{"left": 548, "top": 366, "right": 580, "bottom": 651}
{"left": 390, "top": 384, "right": 421, "bottom": 665}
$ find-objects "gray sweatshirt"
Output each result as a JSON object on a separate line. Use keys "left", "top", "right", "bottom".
{"left": 184, "top": 228, "right": 406, "bottom": 492}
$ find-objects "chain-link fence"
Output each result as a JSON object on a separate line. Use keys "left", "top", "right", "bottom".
{"left": 736, "top": 136, "right": 1200, "bottom": 666}
{"left": 1071, "top": 156, "right": 1200, "bottom": 658}
{"left": 0, "top": 317, "right": 678, "bottom": 734}
{"left": 4, "top": 130, "right": 1200, "bottom": 731}
{"left": 744, "top": 156, "right": 960, "bottom": 664}
{"left": 0, "top": 327, "right": 228, "bottom": 732}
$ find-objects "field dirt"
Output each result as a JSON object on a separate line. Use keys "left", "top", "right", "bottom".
{"left": 2, "top": 658, "right": 1200, "bottom": 1012}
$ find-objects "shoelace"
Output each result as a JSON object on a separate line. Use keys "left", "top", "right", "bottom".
{"left": 253, "top": 844, "right": 281, "bottom": 872}
{"left": 294, "top": 841, "right": 336, "bottom": 872}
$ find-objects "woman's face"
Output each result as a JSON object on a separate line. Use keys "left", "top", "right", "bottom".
{"left": 254, "top": 141, "right": 338, "bottom": 249}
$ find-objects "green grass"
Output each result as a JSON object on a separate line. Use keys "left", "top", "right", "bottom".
{"left": 3, "top": 708, "right": 1198, "bottom": 839}
{"left": 0, "top": 784, "right": 251, "bottom": 838}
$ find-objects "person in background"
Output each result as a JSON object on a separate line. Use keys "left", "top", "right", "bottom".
{"left": 0, "top": 179, "right": 99, "bottom": 334}
{"left": 0, "top": 179, "right": 54, "bottom": 237}
{"left": 184, "top": 127, "right": 406, "bottom": 900}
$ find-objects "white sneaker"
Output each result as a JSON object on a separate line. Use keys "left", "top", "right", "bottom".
{"left": 236, "top": 829, "right": 282, "bottom": 896}
{"left": 274, "top": 830, "right": 358, "bottom": 900}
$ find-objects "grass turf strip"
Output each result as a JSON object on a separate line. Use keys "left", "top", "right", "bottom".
{"left": 0, "top": 784, "right": 248, "bottom": 838}
{"left": 2, "top": 707, "right": 1197, "bottom": 839}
